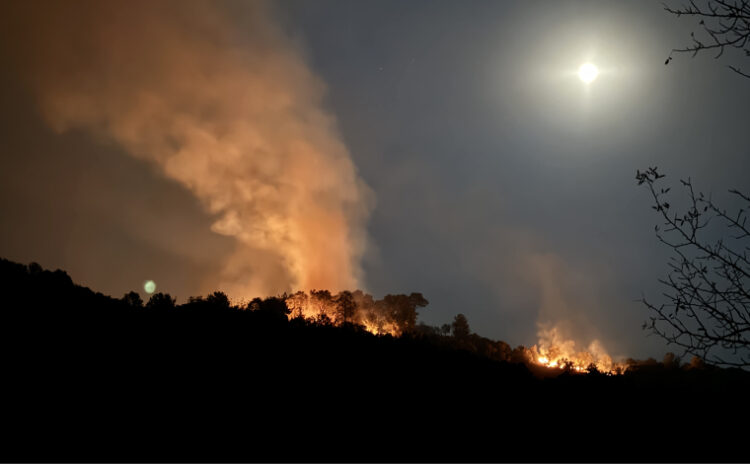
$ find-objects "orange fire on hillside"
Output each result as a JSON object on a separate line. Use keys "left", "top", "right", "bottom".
{"left": 528, "top": 326, "right": 627, "bottom": 374}
{"left": 284, "top": 290, "right": 427, "bottom": 337}
{"left": 283, "top": 292, "right": 626, "bottom": 374}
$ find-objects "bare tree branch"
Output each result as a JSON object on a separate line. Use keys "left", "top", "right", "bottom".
{"left": 636, "top": 166, "right": 750, "bottom": 367}
{"left": 664, "top": 0, "right": 750, "bottom": 79}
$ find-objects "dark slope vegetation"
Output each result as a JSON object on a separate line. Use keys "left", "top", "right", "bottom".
{"left": 1, "top": 258, "right": 748, "bottom": 462}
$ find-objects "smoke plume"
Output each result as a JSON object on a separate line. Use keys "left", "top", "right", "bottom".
{"left": 1, "top": 0, "right": 372, "bottom": 298}
{"left": 523, "top": 252, "right": 625, "bottom": 373}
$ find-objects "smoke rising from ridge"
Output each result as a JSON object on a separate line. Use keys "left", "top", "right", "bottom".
{"left": 2, "top": 0, "right": 372, "bottom": 298}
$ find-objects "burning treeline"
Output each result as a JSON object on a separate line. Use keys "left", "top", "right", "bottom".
{"left": 528, "top": 326, "right": 628, "bottom": 374}
{"left": 282, "top": 290, "right": 428, "bottom": 337}
{"left": 277, "top": 289, "right": 626, "bottom": 374}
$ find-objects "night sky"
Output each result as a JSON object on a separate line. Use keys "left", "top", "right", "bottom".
{"left": 1, "top": 0, "right": 748, "bottom": 361}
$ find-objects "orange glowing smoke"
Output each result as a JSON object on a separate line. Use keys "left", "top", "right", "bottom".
{"left": 2, "top": 0, "right": 372, "bottom": 299}
{"left": 528, "top": 326, "right": 627, "bottom": 374}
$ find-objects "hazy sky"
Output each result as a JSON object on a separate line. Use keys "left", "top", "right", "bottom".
{"left": 1, "top": 0, "right": 748, "bottom": 360}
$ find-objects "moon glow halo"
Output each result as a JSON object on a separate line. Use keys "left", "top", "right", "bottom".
{"left": 578, "top": 63, "right": 599, "bottom": 83}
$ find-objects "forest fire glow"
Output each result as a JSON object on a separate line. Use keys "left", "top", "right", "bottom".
{"left": 284, "top": 290, "right": 428, "bottom": 337}
{"left": 282, "top": 293, "right": 627, "bottom": 374}
{"left": 529, "top": 326, "right": 627, "bottom": 374}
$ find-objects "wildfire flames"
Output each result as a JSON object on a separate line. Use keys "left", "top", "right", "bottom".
{"left": 283, "top": 292, "right": 626, "bottom": 374}
{"left": 284, "top": 290, "right": 427, "bottom": 337}
{"left": 528, "top": 326, "right": 627, "bottom": 374}
{"left": 283, "top": 292, "right": 625, "bottom": 373}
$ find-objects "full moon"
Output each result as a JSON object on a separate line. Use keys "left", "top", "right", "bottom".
{"left": 578, "top": 63, "right": 599, "bottom": 83}
{"left": 144, "top": 280, "right": 156, "bottom": 294}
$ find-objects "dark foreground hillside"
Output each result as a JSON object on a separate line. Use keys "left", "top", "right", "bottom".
{"left": 1, "top": 258, "right": 748, "bottom": 462}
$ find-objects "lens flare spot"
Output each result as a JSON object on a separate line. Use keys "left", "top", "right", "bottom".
{"left": 578, "top": 63, "right": 599, "bottom": 83}
{"left": 144, "top": 280, "right": 156, "bottom": 294}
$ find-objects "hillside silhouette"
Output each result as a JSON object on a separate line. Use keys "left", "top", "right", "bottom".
{"left": 1, "top": 257, "right": 748, "bottom": 462}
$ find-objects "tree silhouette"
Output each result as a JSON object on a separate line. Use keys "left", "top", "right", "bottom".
{"left": 586, "top": 363, "right": 603, "bottom": 376}
{"left": 663, "top": 352, "right": 682, "bottom": 368}
{"left": 451, "top": 313, "right": 471, "bottom": 339}
{"left": 382, "top": 293, "right": 428, "bottom": 334}
{"left": 441, "top": 323, "right": 452, "bottom": 337}
{"left": 146, "top": 292, "right": 176, "bottom": 310}
{"left": 406, "top": 293, "right": 429, "bottom": 332}
{"left": 335, "top": 290, "right": 356, "bottom": 325}
{"left": 206, "top": 291, "right": 231, "bottom": 309}
{"left": 253, "top": 296, "right": 290, "bottom": 316}
{"left": 664, "top": 0, "right": 750, "bottom": 79}
{"left": 286, "top": 291, "right": 309, "bottom": 319}
{"left": 121, "top": 291, "right": 143, "bottom": 308}
{"left": 636, "top": 166, "right": 750, "bottom": 367}
{"left": 310, "top": 289, "right": 333, "bottom": 317}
